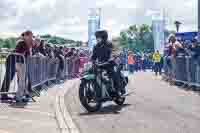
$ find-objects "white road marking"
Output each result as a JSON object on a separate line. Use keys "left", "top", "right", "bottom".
{"left": 0, "top": 129, "right": 13, "bottom": 133}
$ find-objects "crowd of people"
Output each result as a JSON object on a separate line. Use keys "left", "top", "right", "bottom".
{"left": 164, "top": 35, "right": 200, "bottom": 59}
{"left": 1, "top": 29, "right": 199, "bottom": 103}
{"left": 118, "top": 34, "right": 200, "bottom": 77}
{"left": 0, "top": 30, "right": 90, "bottom": 103}
{"left": 118, "top": 50, "right": 159, "bottom": 74}
{"left": 163, "top": 34, "right": 200, "bottom": 80}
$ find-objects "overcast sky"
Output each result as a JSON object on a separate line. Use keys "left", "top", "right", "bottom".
{"left": 0, "top": 0, "right": 197, "bottom": 41}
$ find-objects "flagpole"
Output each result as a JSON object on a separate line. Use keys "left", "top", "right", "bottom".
{"left": 163, "top": 8, "right": 166, "bottom": 44}
{"left": 98, "top": 8, "right": 101, "bottom": 29}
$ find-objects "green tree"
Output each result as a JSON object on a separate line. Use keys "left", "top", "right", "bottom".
{"left": 127, "top": 25, "right": 138, "bottom": 39}
{"left": 119, "top": 31, "right": 129, "bottom": 48}
{"left": 3, "top": 39, "right": 12, "bottom": 48}
{"left": 40, "top": 34, "right": 52, "bottom": 39}
{"left": 9, "top": 37, "right": 17, "bottom": 48}
{"left": 0, "top": 39, "right": 4, "bottom": 48}
{"left": 119, "top": 24, "right": 154, "bottom": 52}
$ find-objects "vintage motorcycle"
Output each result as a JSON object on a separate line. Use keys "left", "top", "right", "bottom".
{"left": 79, "top": 59, "right": 129, "bottom": 112}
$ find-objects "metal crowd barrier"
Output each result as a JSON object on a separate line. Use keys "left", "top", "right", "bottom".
{"left": 27, "top": 56, "right": 59, "bottom": 88}
{"left": 63, "top": 57, "right": 72, "bottom": 79}
{"left": 0, "top": 52, "right": 86, "bottom": 100}
{"left": 163, "top": 55, "right": 200, "bottom": 87}
{"left": 63, "top": 56, "right": 81, "bottom": 79}
{"left": 0, "top": 52, "right": 26, "bottom": 96}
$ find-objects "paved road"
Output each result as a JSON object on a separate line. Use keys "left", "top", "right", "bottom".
{"left": 0, "top": 86, "right": 60, "bottom": 133}
{"left": 65, "top": 72, "right": 200, "bottom": 133}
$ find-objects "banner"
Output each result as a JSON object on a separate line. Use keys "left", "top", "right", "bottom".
{"left": 152, "top": 18, "right": 165, "bottom": 55}
{"left": 88, "top": 8, "right": 101, "bottom": 50}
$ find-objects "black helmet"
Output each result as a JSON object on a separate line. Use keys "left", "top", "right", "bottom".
{"left": 95, "top": 30, "right": 108, "bottom": 42}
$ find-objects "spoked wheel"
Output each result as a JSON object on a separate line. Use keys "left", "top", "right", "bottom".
{"left": 79, "top": 80, "right": 102, "bottom": 112}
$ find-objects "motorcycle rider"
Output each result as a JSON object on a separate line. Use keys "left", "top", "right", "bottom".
{"left": 91, "top": 30, "right": 125, "bottom": 96}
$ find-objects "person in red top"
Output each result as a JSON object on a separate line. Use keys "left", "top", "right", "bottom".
{"left": 128, "top": 51, "right": 135, "bottom": 73}
{"left": 0, "top": 30, "right": 34, "bottom": 102}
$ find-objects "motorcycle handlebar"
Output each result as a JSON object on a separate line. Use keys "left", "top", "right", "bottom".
{"left": 93, "top": 59, "right": 115, "bottom": 67}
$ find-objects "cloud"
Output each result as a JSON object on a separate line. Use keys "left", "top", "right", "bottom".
{"left": 105, "top": 19, "right": 117, "bottom": 27}
{"left": 184, "top": 0, "right": 196, "bottom": 8}
{"left": 96, "top": 0, "right": 114, "bottom": 7}
{"left": 0, "top": 32, "right": 18, "bottom": 39}
{"left": 115, "top": 0, "right": 137, "bottom": 9}
{"left": 96, "top": 0, "right": 137, "bottom": 9}
{"left": 64, "top": 17, "right": 81, "bottom": 25}
{"left": 0, "top": 0, "right": 198, "bottom": 41}
{"left": 0, "top": 0, "right": 17, "bottom": 19}
{"left": 145, "top": 9, "right": 160, "bottom": 17}
{"left": 119, "top": 24, "right": 130, "bottom": 31}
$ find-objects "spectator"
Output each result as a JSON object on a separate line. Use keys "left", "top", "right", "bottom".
{"left": 73, "top": 51, "right": 81, "bottom": 78}
{"left": 160, "top": 56, "right": 164, "bottom": 72}
{"left": 135, "top": 55, "right": 141, "bottom": 72}
{"left": 55, "top": 46, "right": 65, "bottom": 82}
{"left": 38, "top": 40, "right": 47, "bottom": 56}
{"left": 63, "top": 47, "right": 69, "bottom": 56}
{"left": 45, "top": 44, "right": 55, "bottom": 58}
{"left": 169, "top": 35, "right": 184, "bottom": 57}
{"left": 128, "top": 51, "right": 135, "bottom": 74}
{"left": 153, "top": 50, "right": 162, "bottom": 76}
{"left": 142, "top": 55, "right": 148, "bottom": 71}
{"left": 66, "top": 48, "right": 75, "bottom": 57}
{"left": 120, "top": 52, "right": 128, "bottom": 71}
{"left": 164, "top": 35, "right": 178, "bottom": 80}
{"left": 189, "top": 39, "right": 200, "bottom": 60}
{"left": 0, "top": 30, "right": 33, "bottom": 102}
{"left": 32, "top": 37, "right": 45, "bottom": 57}
{"left": 141, "top": 54, "right": 146, "bottom": 71}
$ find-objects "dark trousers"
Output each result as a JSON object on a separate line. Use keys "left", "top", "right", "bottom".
{"left": 110, "top": 70, "right": 120, "bottom": 90}
{"left": 99, "top": 63, "right": 121, "bottom": 91}
{"left": 154, "top": 62, "right": 161, "bottom": 75}
{"left": 128, "top": 64, "right": 135, "bottom": 73}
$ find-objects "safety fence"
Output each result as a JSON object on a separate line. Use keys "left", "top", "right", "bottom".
{"left": 0, "top": 52, "right": 88, "bottom": 99}
{"left": 26, "top": 56, "right": 59, "bottom": 89}
{"left": 163, "top": 55, "right": 200, "bottom": 87}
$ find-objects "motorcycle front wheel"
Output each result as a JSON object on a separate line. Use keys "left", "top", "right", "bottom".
{"left": 79, "top": 80, "right": 102, "bottom": 112}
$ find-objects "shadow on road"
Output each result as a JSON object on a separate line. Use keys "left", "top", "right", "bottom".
{"left": 0, "top": 100, "right": 28, "bottom": 108}
{"left": 79, "top": 104, "right": 131, "bottom": 116}
{"left": 8, "top": 102, "right": 27, "bottom": 108}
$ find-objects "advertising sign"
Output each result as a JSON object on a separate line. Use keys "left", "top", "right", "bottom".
{"left": 152, "top": 18, "right": 165, "bottom": 55}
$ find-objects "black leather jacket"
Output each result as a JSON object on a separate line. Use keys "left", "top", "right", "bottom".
{"left": 91, "top": 41, "right": 112, "bottom": 63}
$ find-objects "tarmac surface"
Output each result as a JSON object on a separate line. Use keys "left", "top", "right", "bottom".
{"left": 0, "top": 86, "right": 59, "bottom": 133}
{"left": 65, "top": 72, "right": 200, "bottom": 133}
